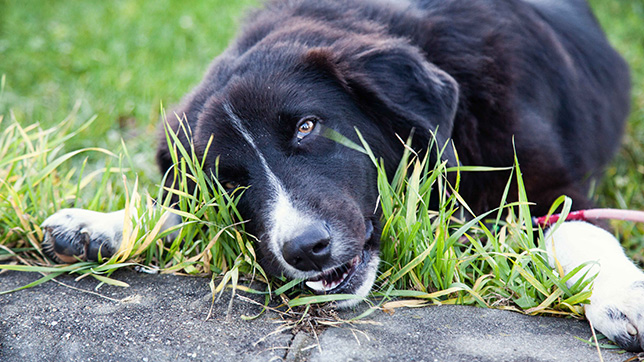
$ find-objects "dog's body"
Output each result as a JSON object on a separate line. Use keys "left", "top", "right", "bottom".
{"left": 42, "top": 0, "right": 643, "bottom": 351}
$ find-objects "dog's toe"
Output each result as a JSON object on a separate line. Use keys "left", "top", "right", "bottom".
{"left": 40, "top": 208, "right": 123, "bottom": 263}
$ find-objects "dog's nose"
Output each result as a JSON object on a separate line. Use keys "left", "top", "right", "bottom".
{"left": 282, "top": 223, "right": 331, "bottom": 271}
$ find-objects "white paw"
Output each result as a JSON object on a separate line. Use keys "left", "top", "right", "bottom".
{"left": 41, "top": 208, "right": 125, "bottom": 263}
{"left": 585, "top": 279, "right": 644, "bottom": 351}
{"left": 545, "top": 221, "right": 644, "bottom": 351}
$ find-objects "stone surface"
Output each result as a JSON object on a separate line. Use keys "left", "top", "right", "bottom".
{"left": 0, "top": 270, "right": 637, "bottom": 361}
{"left": 0, "top": 270, "right": 291, "bottom": 362}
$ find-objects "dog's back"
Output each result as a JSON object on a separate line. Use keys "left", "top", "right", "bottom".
{"left": 225, "top": 0, "right": 629, "bottom": 214}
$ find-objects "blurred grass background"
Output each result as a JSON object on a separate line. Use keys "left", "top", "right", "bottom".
{"left": 0, "top": 0, "right": 642, "bottom": 252}
{"left": 590, "top": 1, "right": 644, "bottom": 255}
{"left": 0, "top": 0, "right": 258, "bottom": 185}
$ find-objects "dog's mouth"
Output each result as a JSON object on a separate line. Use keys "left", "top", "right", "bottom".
{"left": 304, "top": 219, "right": 375, "bottom": 294}
{"left": 305, "top": 251, "right": 366, "bottom": 293}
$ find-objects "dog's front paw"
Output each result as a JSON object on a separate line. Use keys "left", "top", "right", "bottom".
{"left": 586, "top": 279, "right": 644, "bottom": 351}
{"left": 41, "top": 208, "right": 125, "bottom": 263}
{"left": 545, "top": 221, "right": 644, "bottom": 351}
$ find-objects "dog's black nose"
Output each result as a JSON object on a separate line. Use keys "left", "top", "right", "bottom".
{"left": 282, "top": 223, "right": 331, "bottom": 271}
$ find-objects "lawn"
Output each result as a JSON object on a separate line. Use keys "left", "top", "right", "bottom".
{"left": 1, "top": 0, "right": 643, "bottom": 314}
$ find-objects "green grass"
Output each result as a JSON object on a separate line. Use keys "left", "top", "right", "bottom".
{"left": 591, "top": 0, "right": 644, "bottom": 255}
{"left": 1, "top": 0, "right": 643, "bottom": 317}
{"left": 0, "top": 0, "right": 257, "bottom": 182}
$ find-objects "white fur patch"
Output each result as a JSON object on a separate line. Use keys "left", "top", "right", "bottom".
{"left": 545, "top": 222, "right": 643, "bottom": 290}
{"left": 269, "top": 188, "right": 316, "bottom": 245}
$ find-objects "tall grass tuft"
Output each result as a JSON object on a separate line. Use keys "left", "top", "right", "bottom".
{"left": 371, "top": 138, "right": 594, "bottom": 315}
{"left": 0, "top": 111, "right": 267, "bottom": 295}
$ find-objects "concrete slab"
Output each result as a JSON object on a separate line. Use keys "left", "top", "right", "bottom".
{"left": 0, "top": 270, "right": 637, "bottom": 361}
{"left": 300, "top": 305, "right": 633, "bottom": 362}
{"left": 0, "top": 270, "right": 291, "bottom": 362}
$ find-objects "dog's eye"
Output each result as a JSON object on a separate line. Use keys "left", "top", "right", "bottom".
{"left": 298, "top": 119, "right": 315, "bottom": 134}
{"left": 296, "top": 117, "right": 318, "bottom": 141}
{"left": 222, "top": 180, "right": 241, "bottom": 191}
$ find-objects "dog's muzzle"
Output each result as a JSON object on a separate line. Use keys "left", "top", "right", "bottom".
{"left": 281, "top": 219, "right": 376, "bottom": 294}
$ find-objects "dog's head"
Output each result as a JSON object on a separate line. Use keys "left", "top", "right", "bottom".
{"left": 160, "top": 20, "right": 458, "bottom": 305}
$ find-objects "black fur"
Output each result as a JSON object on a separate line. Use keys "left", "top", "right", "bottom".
{"left": 156, "top": 0, "right": 630, "bottom": 297}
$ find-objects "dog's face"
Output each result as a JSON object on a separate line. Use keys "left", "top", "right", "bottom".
{"left": 170, "top": 34, "right": 459, "bottom": 304}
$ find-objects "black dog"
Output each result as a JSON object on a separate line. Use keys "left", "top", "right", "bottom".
{"left": 43, "top": 0, "right": 641, "bottom": 350}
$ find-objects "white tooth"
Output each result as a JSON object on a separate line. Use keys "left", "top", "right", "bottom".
{"left": 306, "top": 267, "right": 353, "bottom": 292}
{"left": 329, "top": 273, "right": 347, "bottom": 290}
{"left": 306, "top": 280, "right": 327, "bottom": 292}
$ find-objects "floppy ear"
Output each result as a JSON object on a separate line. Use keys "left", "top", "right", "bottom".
{"left": 348, "top": 44, "right": 459, "bottom": 165}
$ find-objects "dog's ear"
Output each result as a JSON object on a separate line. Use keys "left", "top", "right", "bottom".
{"left": 348, "top": 44, "right": 459, "bottom": 165}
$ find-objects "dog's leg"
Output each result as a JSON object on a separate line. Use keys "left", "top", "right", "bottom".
{"left": 41, "top": 208, "right": 181, "bottom": 263}
{"left": 545, "top": 222, "right": 644, "bottom": 351}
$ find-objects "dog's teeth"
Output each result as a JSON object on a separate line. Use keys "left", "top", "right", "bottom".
{"left": 326, "top": 278, "right": 340, "bottom": 290}
{"left": 306, "top": 280, "right": 327, "bottom": 292}
{"left": 306, "top": 269, "right": 351, "bottom": 292}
